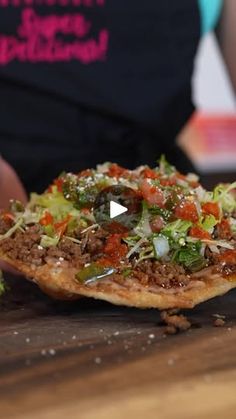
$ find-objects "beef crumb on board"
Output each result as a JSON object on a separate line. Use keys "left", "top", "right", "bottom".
{"left": 214, "top": 318, "right": 225, "bottom": 327}
{"left": 160, "top": 310, "right": 191, "bottom": 334}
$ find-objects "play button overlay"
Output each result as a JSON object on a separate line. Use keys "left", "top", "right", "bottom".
{"left": 94, "top": 185, "right": 142, "bottom": 233}
{"left": 110, "top": 201, "right": 128, "bottom": 219}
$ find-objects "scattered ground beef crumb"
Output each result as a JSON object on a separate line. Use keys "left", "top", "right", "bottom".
{"left": 214, "top": 318, "right": 225, "bottom": 327}
{"left": 213, "top": 314, "right": 226, "bottom": 327}
{"left": 161, "top": 310, "right": 191, "bottom": 333}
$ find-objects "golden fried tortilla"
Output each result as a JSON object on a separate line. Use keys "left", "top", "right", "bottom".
{"left": 1, "top": 250, "right": 236, "bottom": 309}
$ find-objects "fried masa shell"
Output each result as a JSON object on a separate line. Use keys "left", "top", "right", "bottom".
{"left": 1, "top": 250, "right": 236, "bottom": 309}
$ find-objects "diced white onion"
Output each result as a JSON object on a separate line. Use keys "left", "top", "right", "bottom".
{"left": 200, "top": 243, "right": 206, "bottom": 256}
{"left": 209, "top": 245, "right": 220, "bottom": 254}
{"left": 186, "top": 173, "right": 199, "bottom": 183}
{"left": 176, "top": 179, "right": 188, "bottom": 188}
{"left": 202, "top": 239, "right": 234, "bottom": 250}
{"left": 153, "top": 236, "right": 170, "bottom": 258}
{"left": 134, "top": 211, "right": 152, "bottom": 238}
{"left": 194, "top": 199, "right": 201, "bottom": 217}
{"left": 96, "top": 162, "right": 110, "bottom": 173}
{"left": 195, "top": 186, "right": 206, "bottom": 202}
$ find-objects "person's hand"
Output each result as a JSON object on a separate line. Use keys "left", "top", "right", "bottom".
{"left": 0, "top": 157, "right": 27, "bottom": 209}
{"left": 0, "top": 157, "right": 27, "bottom": 274}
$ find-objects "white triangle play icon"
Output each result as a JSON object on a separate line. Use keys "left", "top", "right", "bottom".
{"left": 110, "top": 201, "right": 128, "bottom": 219}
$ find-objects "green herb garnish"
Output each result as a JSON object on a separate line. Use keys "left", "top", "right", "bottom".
{"left": 172, "top": 242, "right": 207, "bottom": 272}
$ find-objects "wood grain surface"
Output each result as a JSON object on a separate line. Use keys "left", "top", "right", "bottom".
{"left": 1, "top": 275, "right": 236, "bottom": 419}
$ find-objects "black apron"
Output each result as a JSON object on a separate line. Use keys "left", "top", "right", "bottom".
{"left": 0, "top": 1, "right": 200, "bottom": 193}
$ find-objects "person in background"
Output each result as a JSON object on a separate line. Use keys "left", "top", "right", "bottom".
{"left": 0, "top": 0, "right": 235, "bottom": 207}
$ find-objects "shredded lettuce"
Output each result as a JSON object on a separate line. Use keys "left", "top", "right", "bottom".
{"left": 134, "top": 202, "right": 152, "bottom": 238}
{"left": 200, "top": 214, "right": 217, "bottom": 232}
{"left": 9, "top": 200, "right": 24, "bottom": 213}
{"left": 195, "top": 187, "right": 214, "bottom": 204}
{"left": 2, "top": 158, "right": 234, "bottom": 271}
{"left": 136, "top": 246, "right": 154, "bottom": 264}
{"left": 29, "top": 189, "right": 81, "bottom": 222}
{"left": 123, "top": 235, "right": 141, "bottom": 247}
{"left": 162, "top": 220, "right": 192, "bottom": 240}
{"left": 126, "top": 237, "right": 147, "bottom": 259}
{"left": 40, "top": 235, "right": 60, "bottom": 248}
{"left": 62, "top": 217, "right": 87, "bottom": 234}
{"left": 30, "top": 188, "right": 67, "bottom": 208}
{"left": 0, "top": 217, "right": 24, "bottom": 240}
{"left": 230, "top": 217, "right": 236, "bottom": 234}
{"left": 213, "top": 182, "right": 236, "bottom": 213}
{"left": 43, "top": 224, "right": 55, "bottom": 237}
{"left": 22, "top": 208, "right": 42, "bottom": 225}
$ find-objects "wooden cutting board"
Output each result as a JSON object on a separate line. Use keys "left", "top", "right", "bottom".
{"left": 0, "top": 275, "right": 236, "bottom": 419}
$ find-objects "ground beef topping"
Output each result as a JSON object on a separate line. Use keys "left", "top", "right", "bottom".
{"left": 212, "top": 261, "right": 236, "bottom": 276}
{"left": 82, "top": 229, "right": 109, "bottom": 256}
{"left": 0, "top": 221, "right": 235, "bottom": 285}
{"left": 0, "top": 225, "right": 107, "bottom": 269}
{"left": 46, "top": 239, "right": 90, "bottom": 267}
{"left": 132, "top": 259, "right": 191, "bottom": 288}
{"left": 0, "top": 225, "right": 44, "bottom": 265}
{"left": 206, "top": 247, "right": 236, "bottom": 277}
{"left": 160, "top": 310, "right": 191, "bottom": 334}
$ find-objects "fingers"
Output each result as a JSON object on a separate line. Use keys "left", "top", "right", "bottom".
{"left": 0, "top": 157, "right": 27, "bottom": 209}
{"left": 0, "top": 260, "right": 22, "bottom": 276}
{"left": 0, "top": 158, "right": 27, "bottom": 274}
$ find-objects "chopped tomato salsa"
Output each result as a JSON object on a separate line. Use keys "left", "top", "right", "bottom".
{"left": 101, "top": 233, "right": 128, "bottom": 266}
{"left": 174, "top": 200, "right": 199, "bottom": 223}
{"left": 54, "top": 215, "right": 71, "bottom": 237}
{"left": 202, "top": 202, "right": 220, "bottom": 219}
{"left": 39, "top": 212, "right": 54, "bottom": 226}
{"left": 48, "top": 177, "right": 64, "bottom": 193}
{"left": 40, "top": 212, "right": 71, "bottom": 237}
{"left": 218, "top": 250, "right": 236, "bottom": 264}
{"left": 54, "top": 177, "right": 64, "bottom": 193}
{"left": 1, "top": 156, "right": 235, "bottom": 286}
{"left": 78, "top": 169, "right": 93, "bottom": 178}
{"left": 1, "top": 212, "right": 14, "bottom": 222}
{"left": 139, "top": 179, "right": 165, "bottom": 207}
{"left": 107, "top": 164, "right": 128, "bottom": 179}
{"left": 189, "top": 226, "right": 211, "bottom": 240}
{"left": 159, "top": 174, "right": 177, "bottom": 187}
{"left": 141, "top": 168, "right": 159, "bottom": 180}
